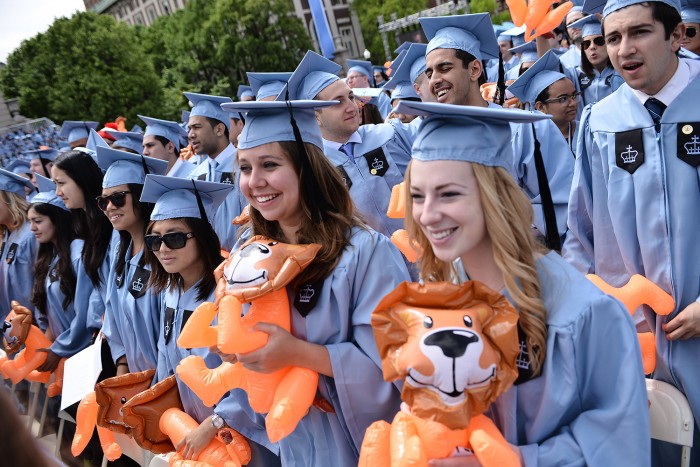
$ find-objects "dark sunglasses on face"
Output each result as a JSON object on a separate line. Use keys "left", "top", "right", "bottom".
{"left": 144, "top": 232, "right": 194, "bottom": 251}
{"left": 686, "top": 26, "right": 697, "bottom": 38}
{"left": 96, "top": 191, "right": 131, "bottom": 211}
{"left": 583, "top": 37, "right": 606, "bottom": 50}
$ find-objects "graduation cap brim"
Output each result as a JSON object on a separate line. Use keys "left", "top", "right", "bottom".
{"left": 0, "top": 168, "right": 34, "bottom": 190}
{"left": 139, "top": 115, "right": 188, "bottom": 137}
{"left": 507, "top": 49, "right": 566, "bottom": 104}
{"left": 96, "top": 145, "right": 168, "bottom": 174}
{"left": 60, "top": 121, "right": 99, "bottom": 139}
{"left": 24, "top": 148, "right": 59, "bottom": 162}
{"left": 284, "top": 50, "right": 342, "bottom": 101}
{"left": 394, "top": 100, "right": 552, "bottom": 123}
{"left": 568, "top": 14, "right": 602, "bottom": 36}
{"left": 509, "top": 41, "right": 537, "bottom": 54}
{"left": 420, "top": 13, "right": 500, "bottom": 60}
{"left": 141, "top": 174, "right": 233, "bottom": 206}
{"left": 34, "top": 173, "right": 57, "bottom": 193}
{"left": 247, "top": 72, "right": 293, "bottom": 100}
{"left": 221, "top": 100, "right": 339, "bottom": 113}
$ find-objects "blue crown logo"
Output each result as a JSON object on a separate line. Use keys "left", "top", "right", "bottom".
{"left": 685, "top": 135, "right": 700, "bottom": 156}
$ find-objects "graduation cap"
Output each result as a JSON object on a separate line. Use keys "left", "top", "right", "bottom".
{"left": 4, "top": 159, "right": 31, "bottom": 176}
{"left": 247, "top": 72, "right": 293, "bottom": 101}
{"left": 568, "top": 14, "right": 602, "bottom": 37}
{"left": 0, "top": 167, "right": 34, "bottom": 196}
{"left": 32, "top": 174, "right": 69, "bottom": 211}
{"left": 141, "top": 174, "right": 233, "bottom": 225}
{"left": 580, "top": 0, "right": 604, "bottom": 14}
{"left": 394, "top": 41, "right": 412, "bottom": 55}
{"left": 604, "top": 0, "right": 680, "bottom": 17}
{"left": 221, "top": 99, "right": 338, "bottom": 224}
{"left": 502, "top": 25, "right": 527, "bottom": 47}
{"left": 507, "top": 50, "right": 569, "bottom": 107}
{"left": 394, "top": 100, "right": 551, "bottom": 168}
{"left": 96, "top": 145, "right": 168, "bottom": 188}
{"left": 105, "top": 130, "right": 144, "bottom": 154}
{"left": 25, "top": 148, "right": 59, "bottom": 163}
{"left": 390, "top": 83, "right": 420, "bottom": 101}
{"left": 421, "top": 13, "right": 500, "bottom": 60}
{"left": 60, "top": 121, "right": 99, "bottom": 144}
{"left": 181, "top": 111, "right": 191, "bottom": 126}
{"left": 184, "top": 92, "right": 233, "bottom": 130}
{"left": 520, "top": 51, "right": 540, "bottom": 64}
{"left": 682, "top": 0, "right": 700, "bottom": 22}
{"left": 237, "top": 85, "right": 254, "bottom": 100}
{"left": 386, "top": 43, "right": 428, "bottom": 87}
{"left": 509, "top": 41, "right": 537, "bottom": 55}
{"left": 284, "top": 50, "right": 342, "bottom": 101}
{"left": 346, "top": 59, "right": 376, "bottom": 87}
{"left": 139, "top": 115, "right": 188, "bottom": 151}
{"left": 383, "top": 51, "right": 421, "bottom": 100}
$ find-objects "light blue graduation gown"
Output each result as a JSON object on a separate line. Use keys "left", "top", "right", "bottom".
{"left": 188, "top": 143, "right": 246, "bottom": 252}
{"left": 86, "top": 230, "right": 120, "bottom": 333}
{"left": 156, "top": 282, "right": 220, "bottom": 424}
{"left": 102, "top": 241, "right": 160, "bottom": 372}
{"left": 486, "top": 55, "right": 520, "bottom": 83}
{"left": 44, "top": 240, "right": 92, "bottom": 358}
{"left": 575, "top": 65, "right": 624, "bottom": 108}
{"left": 0, "top": 221, "right": 37, "bottom": 320}
{"left": 370, "top": 91, "right": 393, "bottom": 120}
{"left": 166, "top": 158, "right": 196, "bottom": 178}
{"left": 564, "top": 59, "right": 700, "bottom": 462}
{"left": 487, "top": 252, "right": 650, "bottom": 466}
{"left": 322, "top": 120, "right": 415, "bottom": 238}
{"left": 558, "top": 46, "right": 581, "bottom": 69}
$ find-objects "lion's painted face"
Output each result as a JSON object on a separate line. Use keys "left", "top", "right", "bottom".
{"left": 224, "top": 240, "right": 278, "bottom": 291}
{"left": 372, "top": 281, "right": 520, "bottom": 429}
{"left": 2, "top": 303, "right": 33, "bottom": 354}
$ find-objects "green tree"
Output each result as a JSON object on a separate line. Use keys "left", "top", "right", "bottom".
{"left": 0, "top": 12, "right": 164, "bottom": 125}
{"left": 351, "top": 0, "right": 427, "bottom": 62}
{"left": 471, "top": 0, "right": 512, "bottom": 25}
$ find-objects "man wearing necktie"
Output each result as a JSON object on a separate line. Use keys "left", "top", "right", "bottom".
{"left": 564, "top": 0, "right": 700, "bottom": 463}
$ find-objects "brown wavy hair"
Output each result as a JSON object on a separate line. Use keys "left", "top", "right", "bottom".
{"left": 405, "top": 161, "right": 548, "bottom": 376}
{"left": 239, "top": 141, "right": 363, "bottom": 288}
{"left": 0, "top": 190, "right": 29, "bottom": 229}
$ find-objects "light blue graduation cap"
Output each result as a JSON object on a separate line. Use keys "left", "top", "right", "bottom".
{"left": 682, "top": 0, "right": 700, "bottom": 22}
{"left": 60, "top": 121, "right": 99, "bottom": 144}
{"left": 32, "top": 174, "right": 69, "bottom": 211}
{"left": 247, "top": 72, "right": 293, "bottom": 101}
{"left": 139, "top": 115, "right": 188, "bottom": 151}
{"left": 581, "top": 0, "right": 605, "bottom": 14}
{"left": 390, "top": 83, "right": 420, "bottom": 100}
{"left": 96, "top": 145, "right": 168, "bottom": 189}
{"left": 394, "top": 41, "right": 412, "bottom": 55}
{"left": 604, "top": 0, "right": 681, "bottom": 17}
{"left": 394, "top": 101, "right": 550, "bottom": 168}
{"left": 346, "top": 59, "right": 375, "bottom": 86}
{"left": 0, "top": 167, "right": 33, "bottom": 196}
{"left": 283, "top": 51, "right": 342, "bottom": 101}
{"left": 237, "top": 85, "right": 254, "bottom": 101}
{"left": 569, "top": 14, "right": 602, "bottom": 37}
{"left": 181, "top": 111, "right": 190, "bottom": 126}
{"left": 509, "top": 41, "right": 537, "bottom": 55}
{"left": 5, "top": 159, "right": 31, "bottom": 176}
{"left": 501, "top": 25, "right": 526, "bottom": 47}
{"left": 141, "top": 174, "right": 233, "bottom": 224}
{"left": 220, "top": 100, "right": 337, "bottom": 151}
{"left": 421, "top": 13, "right": 500, "bottom": 61}
{"left": 106, "top": 130, "right": 144, "bottom": 154}
{"left": 386, "top": 43, "right": 428, "bottom": 86}
{"left": 383, "top": 51, "right": 421, "bottom": 100}
{"left": 508, "top": 50, "right": 568, "bottom": 107}
{"left": 25, "top": 148, "right": 59, "bottom": 163}
{"left": 184, "top": 92, "right": 233, "bottom": 130}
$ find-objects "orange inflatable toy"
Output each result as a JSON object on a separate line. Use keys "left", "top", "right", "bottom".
{"left": 587, "top": 274, "right": 674, "bottom": 374}
{"left": 72, "top": 391, "right": 122, "bottom": 461}
{"left": 480, "top": 81, "right": 520, "bottom": 108}
{"left": 359, "top": 281, "right": 521, "bottom": 467}
{"left": 1, "top": 301, "right": 65, "bottom": 395}
{"left": 176, "top": 237, "right": 323, "bottom": 442}
{"left": 386, "top": 182, "right": 422, "bottom": 263}
{"left": 506, "top": 0, "right": 573, "bottom": 41}
{"left": 160, "top": 408, "right": 251, "bottom": 467}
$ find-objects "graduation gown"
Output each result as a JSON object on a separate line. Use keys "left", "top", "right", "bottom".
{"left": 86, "top": 230, "right": 119, "bottom": 333}
{"left": 564, "top": 58, "right": 700, "bottom": 456}
{"left": 0, "top": 221, "right": 37, "bottom": 320}
{"left": 102, "top": 241, "right": 160, "bottom": 372}
{"left": 487, "top": 252, "right": 650, "bottom": 466}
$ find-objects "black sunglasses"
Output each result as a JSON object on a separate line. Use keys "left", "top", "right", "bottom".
{"left": 96, "top": 191, "right": 131, "bottom": 211}
{"left": 687, "top": 26, "right": 697, "bottom": 38}
{"left": 582, "top": 37, "right": 606, "bottom": 50}
{"left": 144, "top": 232, "right": 194, "bottom": 251}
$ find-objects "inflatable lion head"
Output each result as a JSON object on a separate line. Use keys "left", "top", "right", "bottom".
{"left": 372, "top": 281, "right": 519, "bottom": 430}
{"left": 2, "top": 301, "right": 34, "bottom": 354}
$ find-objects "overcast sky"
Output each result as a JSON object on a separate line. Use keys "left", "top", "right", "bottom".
{"left": 0, "top": 0, "right": 86, "bottom": 63}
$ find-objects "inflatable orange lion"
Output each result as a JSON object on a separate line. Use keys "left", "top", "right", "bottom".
{"left": 176, "top": 236, "right": 322, "bottom": 442}
{"left": 359, "top": 281, "right": 521, "bottom": 467}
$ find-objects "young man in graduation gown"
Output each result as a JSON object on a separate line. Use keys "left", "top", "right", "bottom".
{"left": 564, "top": 0, "right": 700, "bottom": 463}
{"left": 139, "top": 115, "right": 195, "bottom": 178}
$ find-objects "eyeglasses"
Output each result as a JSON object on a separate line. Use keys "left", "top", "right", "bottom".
{"left": 542, "top": 92, "right": 581, "bottom": 104}
{"left": 582, "top": 37, "right": 606, "bottom": 50}
{"left": 686, "top": 26, "right": 697, "bottom": 38}
{"left": 96, "top": 191, "right": 131, "bottom": 211}
{"left": 144, "top": 232, "right": 194, "bottom": 251}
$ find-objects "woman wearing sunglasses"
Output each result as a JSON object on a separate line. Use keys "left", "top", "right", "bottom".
{"left": 681, "top": 6, "right": 700, "bottom": 56}
{"left": 216, "top": 98, "right": 410, "bottom": 467}
{"left": 52, "top": 149, "right": 115, "bottom": 337}
{"left": 0, "top": 168, "right": 37, "bottom": 320}
{"left": 29, "top": 176, "right": 93, "bottom": 375}
{"left": 400, "top": 100, "right": 650, "bottom": 466}
{"left": 96, "top": 145, "right": 168, "bottom": 375}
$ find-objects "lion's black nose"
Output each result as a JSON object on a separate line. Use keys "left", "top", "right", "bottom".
{"left": 424, "top": 330, "right": 478, "bottom": 358}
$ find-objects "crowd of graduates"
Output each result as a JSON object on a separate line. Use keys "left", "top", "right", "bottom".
{"left": 1, "top": 0, "right": 699, "bottom": 464}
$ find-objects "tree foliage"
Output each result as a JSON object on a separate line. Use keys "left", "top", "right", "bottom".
{"left": 1, "top": 12, "right": 164, "bottom": 125}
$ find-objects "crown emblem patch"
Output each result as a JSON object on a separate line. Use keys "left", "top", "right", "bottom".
{"left": 678, "top": 123, "right": 700, "bottom": 167}
{"left": 615, "top": 129, "right": 644, "bottom": 174}
{"left": 362, "top": 147, "right": 389, "bottom": 177}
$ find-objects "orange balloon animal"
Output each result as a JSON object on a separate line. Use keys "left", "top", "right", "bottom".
{"left": 506, "top": 0, "right": 573, "bottom": 41}
{"left": 359, "top": 281, "right": 521, "bottom": 467}
{"left": 176, "top": 237, "right": 322, "bottom": 443}
{"left": 1, "top": 301, "right": 65, "bottom": 396}
{"left": 386, "top": 182, "right": 422, "bottom": 263}
{"left": 587, "top": 274, "right": 674, "bottom": 374}
{"left": 72, "top": 391, "right": 122, "bottom": 461}
{"left": 160, "top": 408, "right": 251, "bottom": 467}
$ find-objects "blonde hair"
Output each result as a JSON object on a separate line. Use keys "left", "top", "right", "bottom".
{"left": 0, "top": 191, "right": 29, "bottom": 229}
{"left": 405, "top": 161, "right": 548, "bottom": 376}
